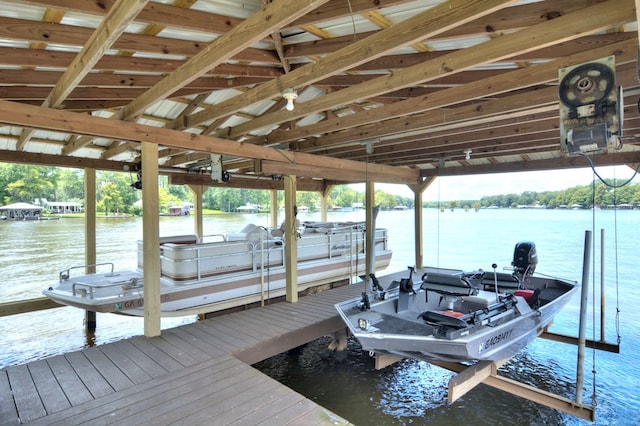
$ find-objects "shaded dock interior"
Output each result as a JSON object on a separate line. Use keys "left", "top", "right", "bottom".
{"left": 0, "top": 277, "right": 383, "bottom": 425}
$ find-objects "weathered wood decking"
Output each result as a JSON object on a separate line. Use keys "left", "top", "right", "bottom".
{"left": 1, "top": 274, "right": 404, "bottom": 425}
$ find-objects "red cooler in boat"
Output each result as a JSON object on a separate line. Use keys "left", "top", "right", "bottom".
{"left": 514, "top": 289, "right": 534, "bottom": 302}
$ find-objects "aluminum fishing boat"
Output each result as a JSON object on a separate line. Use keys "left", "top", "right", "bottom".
{"left": 335, "top": 242, "right": 579, "bottom": 362}
{"left": 44, "top": 221, "right": 392, "bottom": 316}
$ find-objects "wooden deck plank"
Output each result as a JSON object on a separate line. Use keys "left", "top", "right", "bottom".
{"left": 143, "top": 335, "right": 201, "bottom": 368}
{"left": 3, "top": 282, "right": 380, "bottom": 425}
{"left": 6, "top": 364, "right": 47, "bottom": 422}
{"left": 157, "top": 329, "right": 214, "bottom": 364}
{"left": 172, "top": 323, "right": 233, "bottom": 356}
{"left": 308, "top": 289, "right": 361, "bottom": 305}
{"left": 268, "top": 300, "right": 336, "bottom": 320}
{"left": 220, "top": 311, "right": 286, "bottom": 340}
{"left": 166, "top": 326, "right": 226, "bottom": 358}
{"left": 259, "top": 399, "right": 324, "bottom": 426}
{"left": 0, "top": 370, "right": 19, "bottom": 425}
{"left": 221, "top": 310, "right": 294, "bottom": 339}
{"left": 184, "top": 379, "right": 285, "bottom": 425}
{"left": 298, "top": 292, "right": 349, "bottom": 309}
{"left": 46, "top": 355, "right": 93, "bottom": 406}
{"left": 27, "top": 360, "right": 70, "bottom": 414}
{"left": 257, "top": 303, "right": 329, "bottom": 324}
{"left": 234, "top": 315, "right": 346, "bottom": 365}
{"left": 233, "top": 390, "right": 306, "bottom": 425}
{"left": 83, "top": 347, "right": 135, "bottom": 391}
{"left": 285, "top": 404, "right": 351, "bottom": 426}
{"left": 97, "top": 344, "right": 152, "bottom": 385}
{"left": 254, "top": 302, "right": 326, "bottom": 323}
{"left": 237, "top": 308, "right": 306, "bottom": 332}
{"left": 27, "top": 356, "right": 239, "bottom": 426}
{"left": 179, "top": 322, "right": 242, "bottom": 353}
{"left": 63, "top": 351, "right": 114, "bottom": 399}
{"left": 112, "top": 362, "right": 263, "bottom": 425}
{"left": 111, "top": 340, "right": 168, "bottom": 379}
{"left": 127, "top": 336, "right": 185, "bottom": 372}
{"left": 167, "top": 373, "right": 280, "bottom": 426}
{"left": 196, "top": 319, "right": 259, "bottom": 351}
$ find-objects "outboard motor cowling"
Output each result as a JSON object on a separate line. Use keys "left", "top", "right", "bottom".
{"left": 512, "top": 241, "right": 537, "bottom": 276}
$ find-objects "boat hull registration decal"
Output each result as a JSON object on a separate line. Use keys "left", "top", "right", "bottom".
{"left": 479, "top": 329, "right": 513, "bottom": 354}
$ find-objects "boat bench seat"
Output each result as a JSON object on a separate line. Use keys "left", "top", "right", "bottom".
{"left": 420, "top": 272, "right": 476, "bottom": 296}
{"left": 482, "top": 277, "right": 520, "bottom": 291}
{"left": 460, "top": 295, "right": 491, "bottom": 311}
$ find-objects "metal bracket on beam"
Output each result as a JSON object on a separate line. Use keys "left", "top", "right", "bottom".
{"left": 210, "top": 154, "right": 223, "bottom": 182}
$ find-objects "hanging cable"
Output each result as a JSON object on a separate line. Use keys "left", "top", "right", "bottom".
{"left": 580, "top": 152, "right": 623, "bottom": 348}
{"left": 589, "top": 176, "right": 598, "bottom": 408}
{"left": 577, "top": 152, "right": 640, "bottom": 189}
{"left": 612, "top": 169, "right": 622, "bottom": 346}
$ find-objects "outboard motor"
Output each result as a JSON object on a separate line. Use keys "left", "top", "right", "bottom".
{"left": 512, "top": 241, "right": 537, "bottom": 276}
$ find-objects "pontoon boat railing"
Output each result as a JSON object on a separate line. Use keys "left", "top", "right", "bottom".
{"left": 59, "top": 262, "right": 115, "bottom": 282}
{"left": 71, "top": 277, "right": 141, "bottom": 299}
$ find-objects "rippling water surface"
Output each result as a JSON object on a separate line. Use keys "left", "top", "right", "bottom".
{"left": 1, "top": 209, "right": 638, "bottom": 425}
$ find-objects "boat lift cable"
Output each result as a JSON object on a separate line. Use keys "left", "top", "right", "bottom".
{"left": 581, "top": 152, "right": 625, "bottom": 345}
{"left": 590, "top": 177, "right": 598, "bottom": 408}
{"left": 612, "top": 175, "right": 622, "bottom": 347}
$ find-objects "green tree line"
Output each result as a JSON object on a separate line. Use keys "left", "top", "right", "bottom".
{"left": 2, "top": 164, "right": 637, "bottom": 214}
{"left": 425, "top": 179, "right": 640, "bottom": 210}
{"left": 0, "top": 164, "right": 414, "bottom": 214}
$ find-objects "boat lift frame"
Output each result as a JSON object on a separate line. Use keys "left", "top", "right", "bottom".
{"left": 366, "top": 230, "right": 620, "bottom": 422}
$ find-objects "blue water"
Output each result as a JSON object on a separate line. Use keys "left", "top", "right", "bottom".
{"left": 0, "top": 208, "right": 638, "bottom": 424}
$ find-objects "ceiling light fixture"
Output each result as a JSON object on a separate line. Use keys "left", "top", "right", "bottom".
{"left": 464, "top": 148, "right": 472, "bottom": 160}
{"left": 282, "top": 88, "right": 297, "bottom": 111}
{"left": 361, "top": 138, "right": 380, "bottom": 155}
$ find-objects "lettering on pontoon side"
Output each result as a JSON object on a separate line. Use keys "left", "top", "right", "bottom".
{"left": 116, "top": 295, "right": 169, "bottom": 310}
{"left": 479, "top": 329, "right": 513, "bottom": 353}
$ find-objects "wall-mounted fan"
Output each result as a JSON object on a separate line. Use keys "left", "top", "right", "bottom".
{"left": 558, "top": 55, "right": 622, "bottom": 155}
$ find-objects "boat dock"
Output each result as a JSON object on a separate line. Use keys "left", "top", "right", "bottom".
{"left": 0, "top": 277, "right": 387, "bottom": 425}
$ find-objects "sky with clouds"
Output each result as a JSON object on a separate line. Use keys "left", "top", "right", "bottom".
{"left": 363, "top": 165, "right": 640, "bottom": 202}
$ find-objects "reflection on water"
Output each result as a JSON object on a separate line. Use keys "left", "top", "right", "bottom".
{"left": 255, "top": 336, "right": 578, "bottom": 425}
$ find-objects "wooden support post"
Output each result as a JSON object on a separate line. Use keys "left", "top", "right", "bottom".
{"left": 187, "top": 184, "right": 204, "bottom": 241}
{"left": 409, "top": 178, "right": 434, "bottom": 270}
{"left": 429, "top": 358, "right": 595, "bottom": 421}
{"left": 327, "top": 328, "right": 348, "bottom": 352}
{"left": 270, "top": 189, "right": 278, "bottom": 228}
{"left": 365, "top": 181, "right": 375, "bottom": 278}
{"left": 142, "top": 141, "right": 161, "bottom": 337}
{"left": 374, "top": 353, "right": 404, "bottom": 370}
{"left": 539, "top": 330, "right": 620, "bottom": 353}
{"left": 84, "top": 168, "right": 97, "bottom": 332}
{"left": 320, "top": 184, "right": 334, "bottom": 223}
{"left": 284, "top": 175, "right": 298, "bottom": 303}
{"left": 448, "top": 360, "right": 499, "bottom": 403}
{"left": 85, "top": 311, "right": 96, "bottom": 332}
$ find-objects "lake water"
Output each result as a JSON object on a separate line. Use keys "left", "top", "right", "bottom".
{"left": 1, "top": 208, "right": 638, "bottom": 425}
